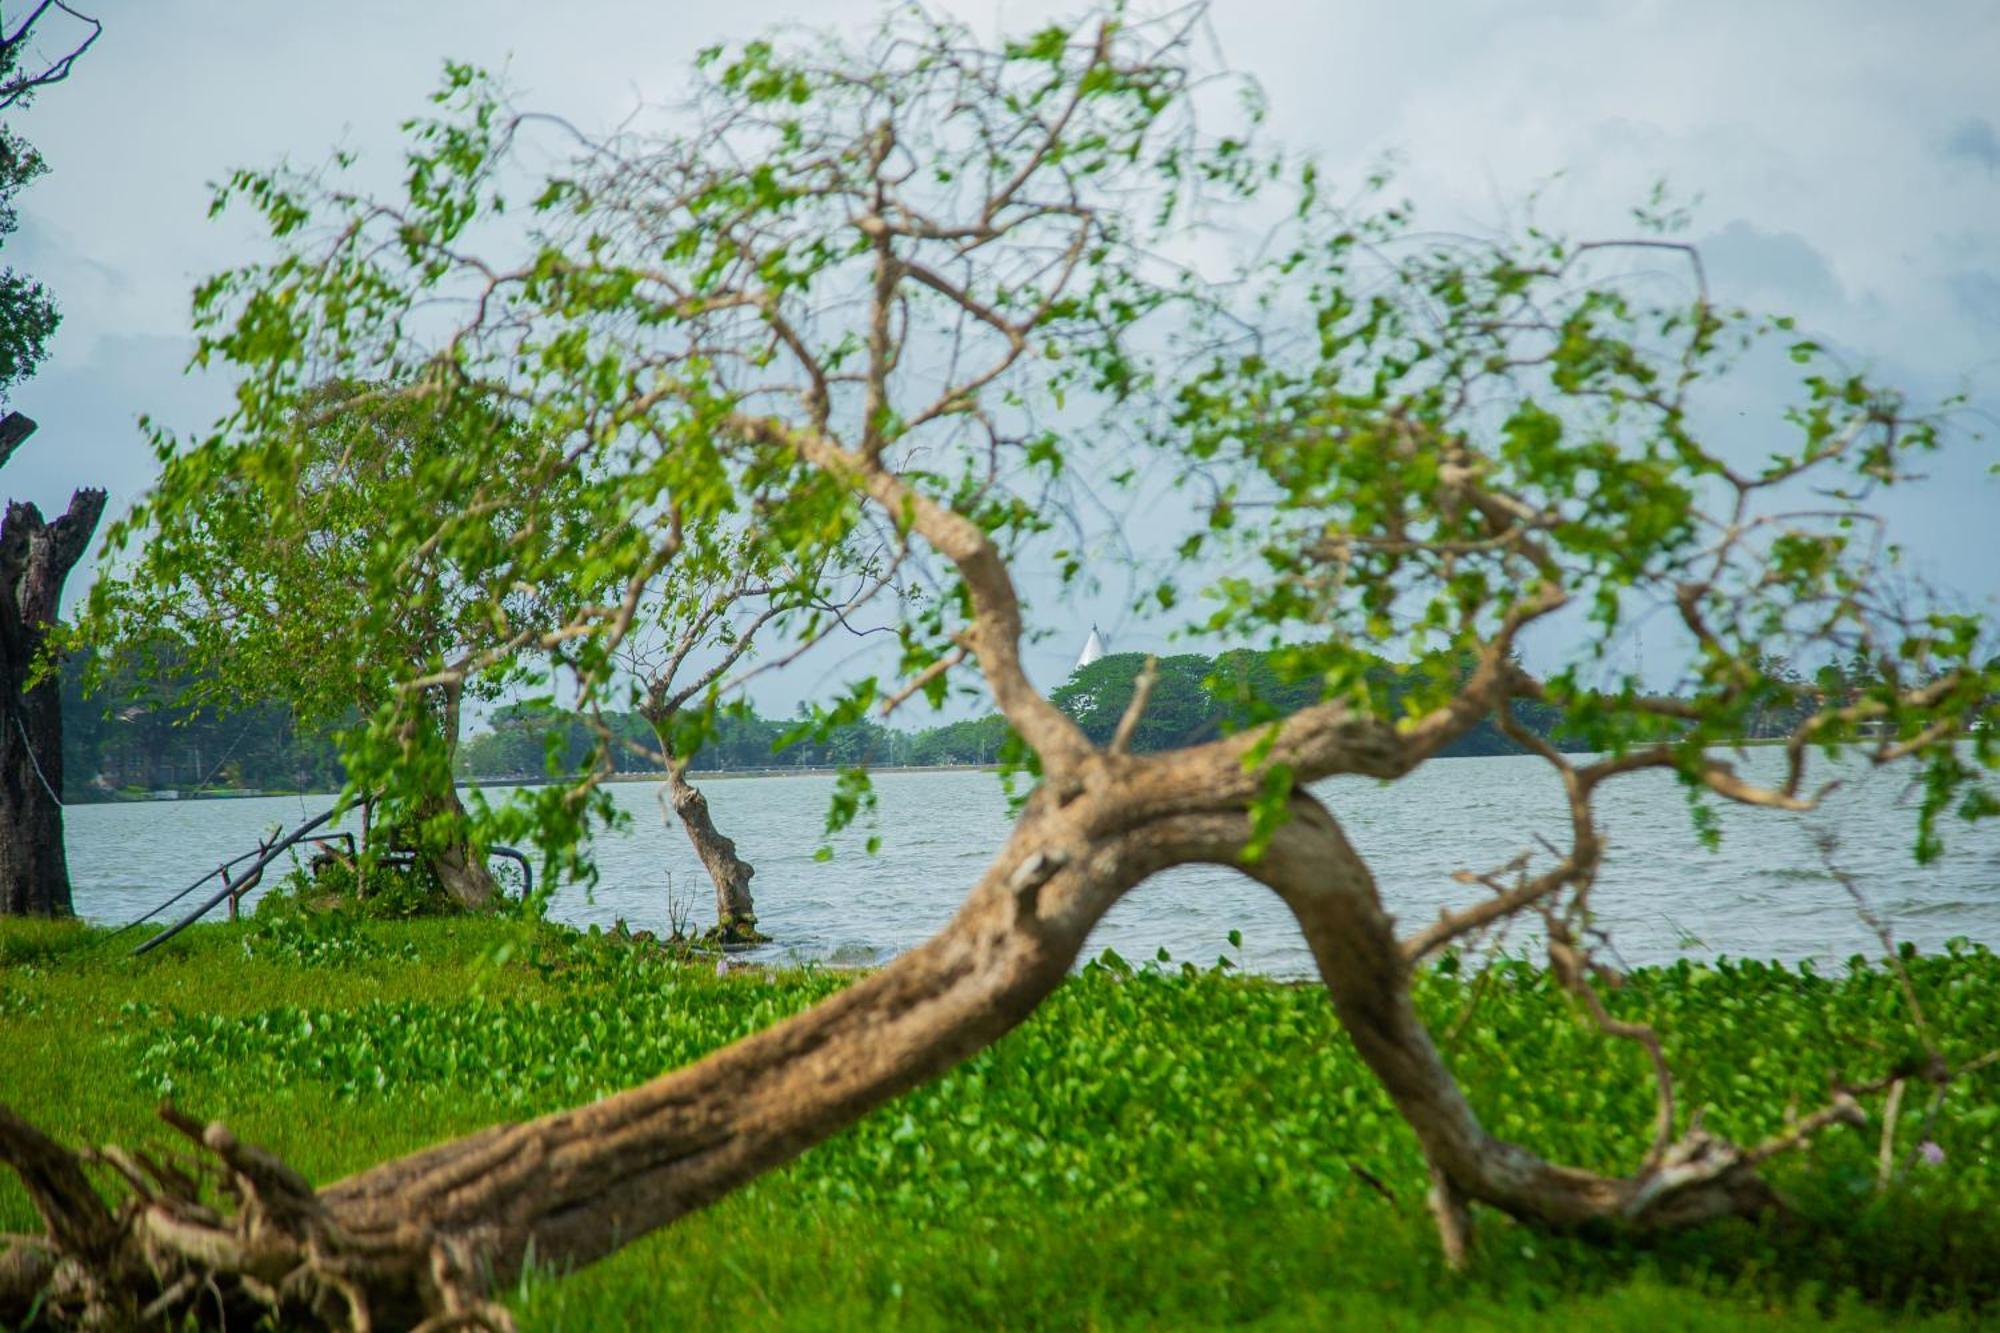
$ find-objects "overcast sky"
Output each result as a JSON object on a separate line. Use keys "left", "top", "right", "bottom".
{"left": 5, "top": 0, "right": 1996, "bottom": 704}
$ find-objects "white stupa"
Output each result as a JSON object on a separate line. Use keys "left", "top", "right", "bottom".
{"left": 1074, "top": 624, "right": 1107, "bottom": 672}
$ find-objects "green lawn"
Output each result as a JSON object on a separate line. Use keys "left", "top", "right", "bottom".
{"left": 2, "top": 913, "right": 1996, "bottom": 1329}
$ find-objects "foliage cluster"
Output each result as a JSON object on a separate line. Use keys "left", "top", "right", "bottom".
{"left": 3, "top": 917, "right": 1996, "bottom": 1327}
{"left": 78, "top": 3, "right": 1994, "bottom": 890}
{"left": 237, "top": 907, "right": 423, "bottom": 969}
{"left": 256, "top": 856, "right": 463, "bottom": 924}
{"left": 0, "top": 119, "right": 53, "bottom": 401}
{"left": 83, "top": 385, "right": 609, "bottom": 889}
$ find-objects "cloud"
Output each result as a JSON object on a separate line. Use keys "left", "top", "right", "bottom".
{"left": 1697, "top": 221, "right": 1844, "bottom": 313}
{"left": 1943, "top": 117, "right": 2000, "bottom": 173}
{"left": 4, "top": 212, "right": 137, "bottom": 365}
{"left": 1950, "top": 270, "right": 2000, "bottom": 332}
{"left": 3, "top": 331, "right": 230, "bottom": 616}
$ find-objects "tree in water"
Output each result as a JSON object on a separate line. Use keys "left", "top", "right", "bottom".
{"left": 5, "top": 8, "right": 1997, "bottom": 1326}
{"left": 619, "top": 538, "right": 904, "bottom": 943}
{"left": 627, "top": 558, "right": 787, "bottom": 943}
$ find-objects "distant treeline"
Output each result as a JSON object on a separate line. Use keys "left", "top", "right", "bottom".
{"left": 58, "top": 651, "right": 345, "bottom": 800}
{"left": 59, "top": 641, "right": 1888, "bottom": 798}
{"left": 1047, "top": 649, "right": 1552, "bottom": 756}
{"left": 452, "top": 648, "right": 1562, "bottom": 781}
{"left": 453, "top": 704, "right": 1010, "bottom": 778}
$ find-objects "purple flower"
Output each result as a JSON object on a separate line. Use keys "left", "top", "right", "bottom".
{"left": 1918, "top": 1140, "right": 1946, "bottom": 1167}
{"left": 715, "top": 956, "right": 730, "bottom": 978}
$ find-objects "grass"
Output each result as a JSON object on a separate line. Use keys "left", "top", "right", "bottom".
{"left": 3, "top": 912, "right": 1997, "bottom": 1329}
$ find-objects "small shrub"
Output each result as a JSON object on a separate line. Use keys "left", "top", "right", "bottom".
{"left": 260, "top": 854, "right": 459, "bottom": 921}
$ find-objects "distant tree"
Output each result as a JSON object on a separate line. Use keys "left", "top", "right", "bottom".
{"left": 60, "top": 644, "right": 346, "bottom": 796}
{"left": 907, "top": 713, "right": 1010, "bottom": 766}
{"left": 1053, "top": 652, "right": 1215, "bottom": 749}
{"left": 1053, "top": 647, "right": 1534, "bottom": 756}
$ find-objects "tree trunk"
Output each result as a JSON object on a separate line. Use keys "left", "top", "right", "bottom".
{"left": 412, "top": 681, "right": 496, "bottom": 910}
{"left": 0, "top": 654, "right": 73, "bottom": 917}
{"left": 0, "top": 413, "right": 105, "bottom": 918}
{"left": 649, "top": 711, "right": 761, "bottom": 941}
{"left": 415, "top": 784, "right": 497, "bottom": 910}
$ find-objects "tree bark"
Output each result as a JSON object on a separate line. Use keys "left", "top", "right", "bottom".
{"left": 666, "top": 765, "right": 760, "bottom": 938}
{"left": 410, "top": 681, "right": 496, "bottom": 910}
{"left": 415, "top": 783, "right": 497, "bottom": 911}
{"left": 0, "top": 414, "right": 105, "bottom": 917}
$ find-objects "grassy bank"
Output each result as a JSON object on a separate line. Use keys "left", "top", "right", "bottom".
{"left": 3, "top": 915, "right": 1997, "bottom": 1329}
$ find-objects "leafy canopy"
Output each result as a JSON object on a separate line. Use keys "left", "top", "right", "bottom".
{"left": 115, "top": 4, "right": 1996, "bottom": 869}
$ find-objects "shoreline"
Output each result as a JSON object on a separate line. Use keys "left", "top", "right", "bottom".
{"left": 69, "top": 763, "right": 1008, "bottom": 805}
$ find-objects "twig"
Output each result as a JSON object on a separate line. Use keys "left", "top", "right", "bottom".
{"left": 1876, "top": 1078, "right": 1905, "bottom": 1189}
{"left": 878, "top": 645, "right": 968, "bottom": 718}
{"left": 1109, "top": 656, "right": 1158, "bottom": 755}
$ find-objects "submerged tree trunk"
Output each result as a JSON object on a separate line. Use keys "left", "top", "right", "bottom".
{"left": 666, "top": 765, "right": 760, "bottom": 939}
{"left": 0, "top": 413, "right": 105, "bottom": 918}
{"left": 648, "top": 711, "right": 762, "bottom": 942}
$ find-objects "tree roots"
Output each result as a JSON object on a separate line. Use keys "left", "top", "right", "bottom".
{"left": 0, "top": 1103, "right": 513, "bottom": 1332}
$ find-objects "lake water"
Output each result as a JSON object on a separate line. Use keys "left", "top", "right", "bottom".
{"left": 66, "top": 751, "right": 2000, "bottom": 976}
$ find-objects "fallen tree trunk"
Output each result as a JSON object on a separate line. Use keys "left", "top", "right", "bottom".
{"left": 0, "top": 761, "right": 1859, "bottom": 1329}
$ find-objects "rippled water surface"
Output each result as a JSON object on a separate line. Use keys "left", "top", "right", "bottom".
{"left": 67, "top": 751, "right": 2000, "bottom": 975}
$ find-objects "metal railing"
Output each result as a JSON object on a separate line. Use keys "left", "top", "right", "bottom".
{"left": 118, "top": 809, "right": 533, "bottom": 957}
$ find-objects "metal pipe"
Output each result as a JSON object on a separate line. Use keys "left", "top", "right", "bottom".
{"left": 132, "top": 808, "right": 338, "bottom": 956}
{"left": 490, "top": 845, "right": 533, "bottom": 898}
{"left": 105, "top": 843, "right": 277, "bottom": 943}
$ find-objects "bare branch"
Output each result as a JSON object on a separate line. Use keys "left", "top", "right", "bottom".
{"left": 0, "top": 3, "right": 100, "bottom": 110}
{"left": 1108, "top": 655, "right": 1158, "bottom": 755}
{"left": 878, "top": 644, "right": 968, "bottom": 718}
